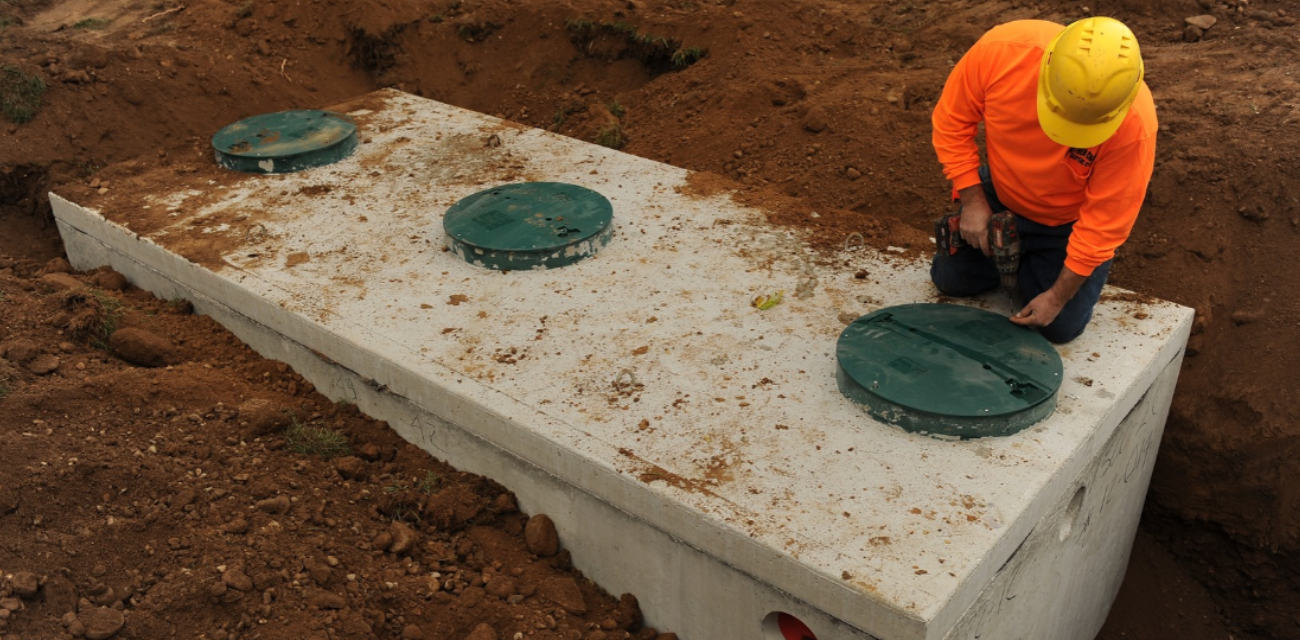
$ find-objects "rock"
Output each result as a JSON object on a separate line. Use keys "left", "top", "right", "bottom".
{"left": 401, "top": 623, "right": 426, "bottom": 640}
{"left": 68, "top": 618, "right": 88, "bottom": 637}
{"left": 485, "top": 576, "right": 516, "bottom": 598}
{"left": 222, "top": 566, "right": 254, "bottom": 592}
{"left": 306, "top": 560, "right": 331, "bottom": 585}
{"left": 40, "top": 272, "right": 85, "bottom": 291}
{"left": 255, "top": 495, "right": 291, "bottom": 514}
{"left": 845, "top": 167, "right": 861, "bottom": 180}
{"left": 1182, "top": 25, "right": 1203, "bottom": 42}
{"left": 108, "top": 327, "right": 176, "bottom": 368}
{"left": 333, "top": 456, "right": 367, "bottom": 480}
{"left": 88, "top": 586, "right": 117, "bottom": 607}
{"left": 237, "top": 398, "right": 289, "bottom": 439}
{"left": 617, "top": 593, "right": 644, "bottom": 630}
{"left": 308, "top": 590, "right": 347, "bottom": 609}
{"left": 0, "top": 598, "right": 21, "bottom": 611}
{"left": 1230, "top": 308, "right": 1265, "bottom": 326}
{"left": 802, "top": 106, "right": 828, "bottom": 133}
{"left": 1248, "top": 9, "right": 1273, "bottom": 22}
{"left": 464, "top": 622, "right": 497, "bottom": 640}
{"left": 10, "top": 571, "right": 40, "bottom": 599}
{"left": 1, "top": 338, "right": 41, "bottom": 363}
{"left": 219, "top": 518, "right": 249, "bottom": 534}
{"left": 539, "top": 576, "right": 587, "bottom": 615}
{"left": 90, "top": 270, "right": 128, "bottom": 291}
{"left": 655, "top": 634, "right": 679, "bottom": 640}
{"left": 41, "top": 257, "right": 74, "bottom": 274}
{"left": 1185, "top": 14, "right": 1217, "bottom": 30}
{"left": 43, "top": 576, "right": 78, "bottom": 615}
{"left": 525, "top": 514, "right": 560, "bottom": 557}
{"left": 372, "top": 531, "right": 394, "bottom": 551}
{"left": 78, "top": 606, "right": 125, "bottom": 640}
{"left": 25, "top": 354, "right": 60, "bottom": 375}
{"left": 389, "top": 520, "right": 416, "bottom": 555}
{"left": 355, "top": 443, "right": 382, "bottom": 461}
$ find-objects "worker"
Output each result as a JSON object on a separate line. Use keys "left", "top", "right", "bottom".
{"left": 930, "top": 17, "right": 1156, "bottom": 343}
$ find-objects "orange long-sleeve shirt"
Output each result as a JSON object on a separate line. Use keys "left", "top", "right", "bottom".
{"left": 932, "top": 20, "right": 1157, "bottom": 276}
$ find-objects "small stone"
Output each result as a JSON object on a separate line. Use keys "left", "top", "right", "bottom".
{"left": 1185, "top": 14, "right": 1217, "bottom": 29}
{"left": 108, "top": 327, "right": 176, "bottom": 368}
{"left": 355, "top": 443, "right": 382, "bottom": 461}
{"left": 90, "top": 270, "right": 128, "bottom": 291}
{"left": 68, "top": 618, "right": 87, "bottom": 636}
{"left": 465, "top": 622, "right": 497, "bottom": 640}
{"left": 10, "top": 571, "right": 40, "bottom": 599}
{"left": 1230, "top": 308, "right": 1265, "bottom": 326}
{"left": 333, "top": 456, "right": 368, "bottom": 480}
{"left": 845, "top": 167, "right": 861, "bottom": 180}
{"left": 306, "top": 561, "right": 331, "bottom": 585}
{"left": 802, "top": 106, "right": 828, "bottom": 133}
{"left": 237, "top": 398, "right": 289, "bottom": 438}
{"left": 389, "top": 520, "right": 417, "bottom": 554}
{"left": 255, "top": 495, "right": 291, "bottom": 514}
{"left": 219, "top": 518, "right": 249, "bottom": 534}
{"left": 222, "top": 566, "right": 254, "bottom": 592}
{"left": 540, "top": 576, "right": 586, "bottom": 615}
{"left": 524, "top": 514, "right": 560, "bottom": 557}
{"left": 401, "top": 623, "right": 426, "bottom": 640}
{"left": 0, "top": 598, "right": 21, "bottom": 611}
{"left": 308, "top": 590, "right": 347, "bottom": 610}
{"left": 26, "top": 354, "right": 60, "bottom": 375}
{"left": 78, "top": 606, "right": 125, "bottom": 640}
{"left": 485, "top": 575, "right": 516, "bottom": 598}
{"left": 372, "top": 531, "right": 393, "bottom": 551}
{"left": 1183, "top": 25, "right": 1204, "bottom": 42}
{"left": 41, "top": 257, "right": 73, "bottom": 274}
{"left": 40, "top": 272, "right": 85, "bottom": 291}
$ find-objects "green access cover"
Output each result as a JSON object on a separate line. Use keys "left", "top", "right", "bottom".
{"left": 836, "top": 303, "right": 1062, "bottom": 439}
{"left": 212, "top": 110, "right": 358, "bottom": 174}
{"left": 444, "top": 182, "right": 614, "bottom": 271}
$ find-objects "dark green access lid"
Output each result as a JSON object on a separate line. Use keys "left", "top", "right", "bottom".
{"left": 836, "top": 304, "right": 1063, "bottom": 439}
{"left": 444, "top": 182, "right": 614, "bottom": 270}
{"left": 212, "top": 110, "right": 358, "bottom": 174}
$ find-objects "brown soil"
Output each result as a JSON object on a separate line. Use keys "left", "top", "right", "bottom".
{"left": 2, "top": 0, "right": 1298, "bottom": 638}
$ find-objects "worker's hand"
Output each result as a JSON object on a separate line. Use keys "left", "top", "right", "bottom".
{"left": 956, "top": 188, "right": 994, "bottom": 256}
{"left": 1011, "top": 290, "right": 1066, "bottom": 328}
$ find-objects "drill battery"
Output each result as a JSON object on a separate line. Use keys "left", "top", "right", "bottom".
{"left": 934, "top": 211, "right": 1023, "bottom": 306}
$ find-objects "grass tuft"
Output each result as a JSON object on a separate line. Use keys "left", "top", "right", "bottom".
{"left": 72, "top": 17, "right": 110, "bottom": 29}
{"left": 607, "top": 98, "right": 625, "bottom": 118}
{"left": 417, "top": 470, "right": 441, "bottom": 495}
{"left": 595, "top": 123, "right": 626, "bottom": 150}
{"left": 0, "top": 65, "right": 46, "bottom": 124}
{"left": 672, "top": 46, "right": 706, "bottom": 68}
{"left": 285, "top": 419, "right": 352, "bottom": 458}
{"left": 235, "top": 1, "right": 253, "bottom": 19}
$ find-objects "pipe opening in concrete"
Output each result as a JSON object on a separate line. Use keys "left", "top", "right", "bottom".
{"left": 763, "top": 612, "right": 818, "bottom": 640}
{"left": 1059, "top": 485, "right": 1087, "bottom": 541}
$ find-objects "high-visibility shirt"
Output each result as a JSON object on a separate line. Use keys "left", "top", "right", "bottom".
{"left": 931, "top": 20, "right": 1157, "bottom": 277}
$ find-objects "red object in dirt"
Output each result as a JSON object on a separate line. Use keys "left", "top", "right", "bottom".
{"left": 777, "top": 613, "right": 817, "bottom": 640}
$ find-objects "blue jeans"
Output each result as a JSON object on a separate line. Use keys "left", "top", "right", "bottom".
{"left": 930, "top": 166, "right": 1112, "bottom": 344}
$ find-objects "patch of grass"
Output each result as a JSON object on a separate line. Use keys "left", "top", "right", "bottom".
{"left": 417, "top": 470, "right": 441, "bottom": 495}
{"left": 72, "top": 17, "right": 110, "bottom": 29}
{"left": 0, "top": 65, "right": 46, "bottom": 124}
{"left": 0, "top": 16, "right": 15, "bottom": 29}
{"left": 235, "top": 1, "right": 253, "bottom": 19}
{"left": 552, "top": 106, "right": 571, "bottom": 128}
{"left": 89, "top": 290, "right": 124, "bottom": 349}
{"left": 565, "top": 18, "right": 707, "bottom": 71}
{"left": 672, "top": 46, "right": 706, "bottom": 68}
{"left": 285, "top": 419, "right": 352, "bottom": 458}
{"left": 595, "top": 123, "right": 625, "bottom": 150}
{"left": 607, "top": 98, "right": 625, "bottom": 118}
{"left": 0, "top": 375, "right": 10, "bottom": 399}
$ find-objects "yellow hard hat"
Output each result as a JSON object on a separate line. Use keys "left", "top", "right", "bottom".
{"left": 1037, "top": 17, "right": 1144, "bottom": 148}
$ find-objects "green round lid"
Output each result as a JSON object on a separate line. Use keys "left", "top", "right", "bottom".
{"left": 836, "top": 303, "right": 1063, "bottom": 439}
{"left": 444, "top": 182, "right": 614, "bottom": 271}
{"left": 212, "top": 110, "right": 358, "bottom": 174}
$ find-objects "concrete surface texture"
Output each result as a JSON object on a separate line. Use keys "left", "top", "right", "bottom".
{"left": 51, "top": 89, "right": 1192, "bottom": 640}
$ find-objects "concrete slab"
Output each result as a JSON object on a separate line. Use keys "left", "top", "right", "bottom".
{"left": 51, "top": 89, "right": 1192, "bottom": 640}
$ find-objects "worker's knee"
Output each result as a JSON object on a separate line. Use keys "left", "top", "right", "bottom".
{"left": 1038, "top": 310, "right": 1093, "bottom": 344}
{"left": 930, "top": 250, "right": 999, "bottom": 297}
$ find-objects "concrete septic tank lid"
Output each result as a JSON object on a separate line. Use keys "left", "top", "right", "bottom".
{"left": 212, "top": 109, "right": 358, "bottom": 174}
{"left": 836, "top": 304, "right": 1062, "bottom": 439}
{"left": 443, "top": 182, "right": 614, "bottom": 270}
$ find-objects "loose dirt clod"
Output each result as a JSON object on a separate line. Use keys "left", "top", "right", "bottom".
{"left": 525, "top": 513, "right": 560, "bottom": 557}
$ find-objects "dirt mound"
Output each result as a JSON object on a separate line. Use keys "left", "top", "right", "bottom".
{"left": 3, "top": 0, "right": 1300, "bottom": 637}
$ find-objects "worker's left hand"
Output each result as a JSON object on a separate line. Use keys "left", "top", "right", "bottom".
{"left": 1011, "top": 290, "right": 1066, "bottom": 328}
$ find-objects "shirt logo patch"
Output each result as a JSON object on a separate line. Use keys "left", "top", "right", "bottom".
{"left": 1066, "top": 147, "right": 1097, "bottom": 168}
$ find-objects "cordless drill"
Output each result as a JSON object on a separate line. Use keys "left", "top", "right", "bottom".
{"left": 934, "top": 211, "right": 1023, "bottom": 308}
